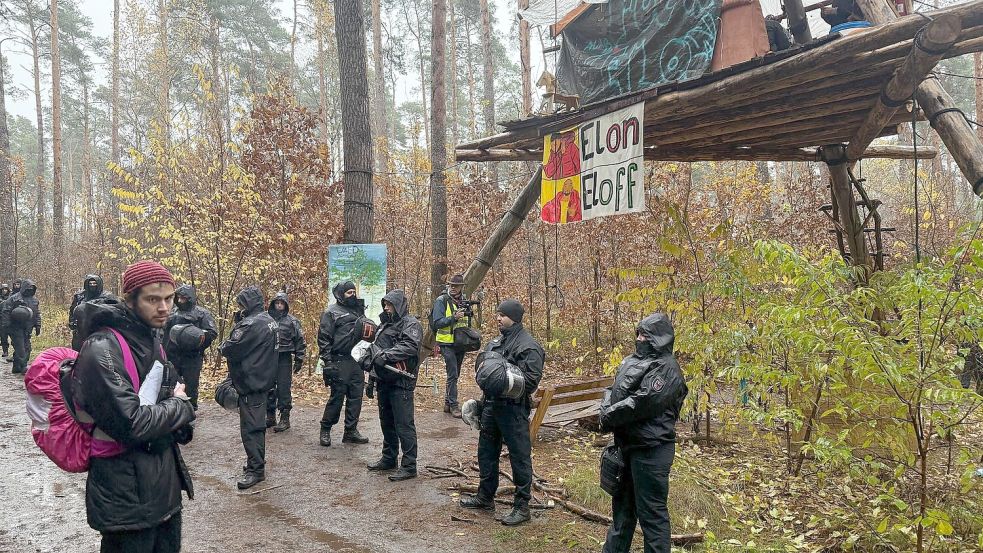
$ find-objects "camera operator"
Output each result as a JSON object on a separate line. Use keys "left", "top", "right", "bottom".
{"left": 430, "top": 273, "right": 477, "bottom": 418}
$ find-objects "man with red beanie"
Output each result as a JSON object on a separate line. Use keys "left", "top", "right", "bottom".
{"left": 71, "top": 260, "right": 196, "bottom": 552}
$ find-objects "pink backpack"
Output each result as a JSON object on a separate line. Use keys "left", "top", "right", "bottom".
{"left": 24, "top": 328, "right": 140, "bottom": 473}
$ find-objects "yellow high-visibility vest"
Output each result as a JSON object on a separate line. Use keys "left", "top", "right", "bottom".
{"left": 435, "top": 297, "right": 468, "bottom": 344}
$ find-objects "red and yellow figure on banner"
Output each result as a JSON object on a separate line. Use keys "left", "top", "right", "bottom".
{"left": 541, "top": 129, "right": 584, "bottom": 224}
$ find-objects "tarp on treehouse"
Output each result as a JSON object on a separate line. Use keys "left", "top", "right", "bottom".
{"left": 556, "top": 0, "right": 724, "bottom": 104}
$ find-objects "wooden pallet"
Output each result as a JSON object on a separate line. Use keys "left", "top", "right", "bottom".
{"left": 529, "top": 376, "right": 614, "bottom": 443}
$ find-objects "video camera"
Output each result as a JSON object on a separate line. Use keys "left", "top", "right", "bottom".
{"left": 455, "top": 299, "right": 481, "bottom": 318}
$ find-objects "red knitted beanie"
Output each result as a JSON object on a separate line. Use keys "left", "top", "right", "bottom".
{"left": 122, "top": 261, "right": 175, "bottom": 295}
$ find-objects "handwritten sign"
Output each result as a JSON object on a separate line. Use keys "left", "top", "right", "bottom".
{"left": 540, "top": 102, "right": 645, "bottom": 224}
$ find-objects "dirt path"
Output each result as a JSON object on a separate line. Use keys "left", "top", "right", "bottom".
{"left": 0, "top": 360, "right": 549, "bottom": 553}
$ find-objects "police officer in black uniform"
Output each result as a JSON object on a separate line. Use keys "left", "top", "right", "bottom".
{"left": 165, "top": 285, "right": 219, "bottom": 410}
{"left": 1, "top": 279, "right": 42, "bottom": 375}
{"left": 220, "top": 286, "right": 278, "bottom": 490}
{"left": 0, "top": 283, "right": 11, "bottom": 358}
{"left": 318, "top": 281, "right": 372, "bottom": 446}
{"left": 365, "top": 290, "right": 422, "bottom": 482}
{"left": 69, "top": 274, "right": 113, "bottom": 350}
{"left": 266, "top": 291, "right": 307, "bottom": 432}
{"left": 460, "top": 299, "right": 544, "bottom": 526}
{"left": 599, "top": 313, "right": 688, "bottom": 553}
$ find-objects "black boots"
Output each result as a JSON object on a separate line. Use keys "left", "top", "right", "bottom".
{"left": 319, "top": 429, "right": 332, "bottom": 447}
{"left": 342, "top": 428, "right": 369, "bottom": 444}
{"left": 237, "top": 472, "right": 265, "bottom": 490}
{"left": 460, "top": 495, "right": 495, "bottom": 511}
{"left": 367, "top": 458, "right": 397, "bottom": 471}
{"left": 500, "top": 505, "right": 531, "bottom": 526}
{"left": 388, "top": 468, "right": 417, "bottom": 482}
{"left": 273, "top": 410, "right": 290, "bottom": 433}
{"left": 265, "top": 412, "right": 276, "bottom": 429}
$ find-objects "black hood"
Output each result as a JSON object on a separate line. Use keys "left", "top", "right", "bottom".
{"left": 332, "top": 281, "right": 357, "bottom": 303}
{"left": 83, "top": 274, "right": 105, "bottom": 297}
{"left": 0, "top": 284, "right": 9, "bottom": 297}
{"left": 381, "top": 289, "right": 409, "bottom": 319}
{"left": 236, "top": 286, "right": 265, "bottom": 316}
{"left": 75, "top": 295, "right": 152, "bottom": 343}
{"left": 175, "top": 284, "right": 197, "bottom": 311}
{"left": 268, "top": 291, "right": 290, "bottom": 315}
{"left": 20, "top": 279, "right": 37, "bottom": 297}
{"left": 12, "top": 278, "right": 21, "bottom": 292}
{"left": 637, "top": 313, "right": 674, "bottom": 354}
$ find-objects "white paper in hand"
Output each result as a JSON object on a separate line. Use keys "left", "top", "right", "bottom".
{"left": 351, "top": 341, "right": 371, "bottom": 363}
{"left": 139, "top": 361, "right": 165, "bottom": 405}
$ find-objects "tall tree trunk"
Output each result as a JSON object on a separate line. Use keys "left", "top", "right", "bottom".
{"left": 111, "top": 0, "right": 121, "bottom": 166}
{"left": 28, "top": 4, "right": 45, "bottom": 250}
{"left": 51, "top": 0, "right": 65, "bottom": 276}
{"left": 158, "top": 0, "right": 171, "bottom": 147}
{"left": 479, "top": 0, "right": 497, "bottom": 186}
{"left": 335, "top": 0, "right": 375, "bottom": 244}
{"left": 975, "top": 52, "right": 983, "bottom": 143}
{"left": 291, "top": 0, "right": 298, "bottom": 88}
{"left": 210, "top": 15, "right": 226, "bottom": 180}
{"left": 372, "top": 0, "right": 390, "bottom": 174}
{"left": 519, "top": 0, "right": 532, "bottom": 116}
{"left": 430, "top": 0, "right": 448, "bottom": 298}
{"left": 315, "top": 1, "right": 330, "bottom": 160}
{"left": 0, "top": 46, "right": 16, "bottom": 281}
{"left": 448, "top": 0, "right": 459, "bottom": 149}
{"left": 82, "top": 76, "right": 93, "bottom": 232}
{"left": 411, "top": 0, "right": 430, "bottom": 150}
{"left": 464, "top": 16, "right": 477, "bottom": 140}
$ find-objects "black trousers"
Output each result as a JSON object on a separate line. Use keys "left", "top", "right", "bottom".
{"left": 267, "top": 353, "right": 294, "bottom": 415}
{"left": 239, "top": 392, "right": 267, "bottom": 475}
{"left": 440, "top": 346, "right": 465, "bottom": 408}
{"left": 602, "top": 443, "right": 675, "bottom": 553}
{"left": 10, "top": 327, "right": 31, "bottom": 374}
{"left": 172, "top": 356, "right": 204, "bottom": 410}
{"left": 477, "top": 400, "right": 533, "bottom": 507}
{"left": 0, "top": 326, "right": 8, "bottom": 355}
{"left": 100, "top": 512, "right": 182, "bottom": 553}
{"left": 320, "top": 357, "right": 364, "bottom": 431}
{"left": 377, "top": 383, "right": 417, "bottom": 471}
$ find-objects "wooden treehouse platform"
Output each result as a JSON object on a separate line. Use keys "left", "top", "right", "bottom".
{"left": 456, "top": 1, "right": 983, "bottom": 167}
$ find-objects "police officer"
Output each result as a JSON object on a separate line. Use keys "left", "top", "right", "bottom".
{"left": 165, "top": 285, "right": 219, "bottom": 410}
{"left": 1, "top": 279, "right": 41, "bottom": 375}
{"left": 69, "top": 274, "right": 112, "bottom": 351}
{"left": 599, "top": 314, "right": 688, "bottom": 553}
{"left": 318, "top": 281, "right": 371, "bottom": 446}
{"left": 3, "top": 278, "right": 22, "bottom": 362}
{"left": 365, "top": 290, "right": 422, "bottom": 482}
{"left": 267, "top": 291, "right": 306, "bottom": 432}
{"left": 430, "top": 273, "right": 471, "bottom": 418}
{"left": 220, "top": 286, "right": 278, "bottom": 490}
{"left": 460, "top": 300, "right": 544, "bottom": 526}
{"left": 0, "top": 283, "right": 11, "bottom": 359}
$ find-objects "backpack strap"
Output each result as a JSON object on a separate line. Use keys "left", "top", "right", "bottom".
{"left": 106, "top": 327, "right": 140, "bottom": 394}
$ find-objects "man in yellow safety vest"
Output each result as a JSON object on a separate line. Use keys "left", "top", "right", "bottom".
{"left": 430, "top": 274, "right": 472, "bottom": 418}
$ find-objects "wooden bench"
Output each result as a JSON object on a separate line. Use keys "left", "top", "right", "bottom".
{"left": 529, "top": 376, "right": 614, "bottom": 442}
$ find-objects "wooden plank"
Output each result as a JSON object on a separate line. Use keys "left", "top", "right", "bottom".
{"left": 827, "top": 144, "right": 871, "bottom": 278}
{"left": 529, "top": 387, "right": 554, "bottom": 442}
{"left": 535, "top": 398, "right": 599, "bottom": 418}
{"left": 544, "top": 404, "right": 601, "bottom": 425}
{"left": 550, "top": 376, "right": 614, "bottom": 394}
{"left": 548, "top": 388, "right": 607, "bottom": 407}
{"left": 846, "top": 15, "right": 961, "bottom": 160}
{"left": 549, "top": 2, "right": 592, "bottom": 38}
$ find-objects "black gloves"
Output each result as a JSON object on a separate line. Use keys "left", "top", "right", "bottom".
{"left": 34, "top": 326, "right": 41, "bottom": 336}
{"left": 293, "top": 358, "right": 303, "bottom": 374}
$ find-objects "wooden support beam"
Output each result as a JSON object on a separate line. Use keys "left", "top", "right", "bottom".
{"left": 785, "top": 0, "right": 814, "bottom": 44}
{"left": 455, "top": 149, "right": 541, "bottom": 162}
{"left": 420, "top": 168, "right": 543, "bottom": 358}
{"left": 825, "top": 145, "right": 871, "bottom": 280}
{"left": 857, "top": 0, "right": 983, "bottom": 195}
{"left": 642, "top": 144, "right": 937, "bottom": 162}
{"left": 549, "top": 2, "right": 591, "bottom": 38}
{"left": 846, "top": 15, "right": 961, "bottom": 160}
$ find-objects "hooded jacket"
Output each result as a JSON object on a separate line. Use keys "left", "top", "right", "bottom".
{"left": 0, "top": 283, "right": 10, "bottom": 301}
{"left": 69, "top": 275, "right": 112, "bottom": 330}
{"left": 70, "top": 296, "right": 196, "bottom": 532}
{"left": 0, "top": 278, "right": 41, "bottom": 330}
{"left": 318, "top": 282, "right": 368, "bottom": 361}
{"left": 220, "top": 286, "right": 278, "bottom": 395}
{"left": 268, "top": 292, "right": 306, "bottom": 360}
{"left": 164, "top": 285, "right": 218, "bottom": 359}
{"left": 371, "top": 290, "right": 423, "bottom": 389}
{"left": 599, "top": 314, "right": 688, "bottom": 450}
{"left": 484, "top": 321, "right": 545, "bottom": 402}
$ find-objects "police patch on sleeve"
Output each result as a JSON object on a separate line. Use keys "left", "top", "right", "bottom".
{"left": 406, "top": 325, "right": 422, "bottom": 341}
{"left": 231, "top": 328, "right": 244, "bottom": 341}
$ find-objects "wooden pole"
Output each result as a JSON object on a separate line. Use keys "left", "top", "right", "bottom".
{"left": 824, "top": 145, "right": 870, "bottom": 280}
{"left": 785, "top": 0, "right": 814, "bottom": 44}
{"left": 846, "top": 15, "right": 961, "bottom": 160}
{"left": 421, "top": 168, "right": 543, "bottom": 357}
{"left": 857, "top": 0, "right": 983, "bottom": 195}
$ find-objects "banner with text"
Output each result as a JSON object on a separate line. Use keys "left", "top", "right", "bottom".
{"left": 540, "top": 102, "right": 645, "bottom": 225}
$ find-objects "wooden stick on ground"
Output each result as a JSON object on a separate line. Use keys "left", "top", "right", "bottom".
{"left": 239, "top": 483, "right": 285, "bottom": 495}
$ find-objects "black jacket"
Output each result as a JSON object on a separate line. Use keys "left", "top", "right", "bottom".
{"left": 318, "top": 282, "right": 367, "bottom": 361}
{"left": 371, "top": 290, "right": 423, "bottom": 389}
{"left": 599, "top": 314, "right": 688, "bottom": 450}
{"left": 220, "top": 286, "right": 278, "bottom": 394}
{"left": 268, "top": 291, "right": 306, "bottom": 360}
{"left": 164, "top": 284, "right": 218, "bottom": 360}
{"left": 69, "top": 274, "right": 112, "bottom": 330}
{"left": 0, "top": 278, "right": 42, "bottom": 330}
{"left": 71, "top": 297, "right": 196, "bottom": 532}
{"left": 485, "top": 322, "right": 545, "bottom": 400}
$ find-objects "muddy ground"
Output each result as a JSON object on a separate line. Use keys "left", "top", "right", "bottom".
{"left": 0, "top": 358, "right": 593, "bottom": 553}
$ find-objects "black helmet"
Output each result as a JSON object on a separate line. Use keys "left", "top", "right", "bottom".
{"left": 475, "top": 351, "right": 526, "bottom": 400}
{"left": 11, "top": 306, "right": 34, "bottom": 326}
{"left": 169, "top": 324, "right": 205, "bottom": 351}
{"left": 214, "top": 377, "right": 239, "bottom": 411}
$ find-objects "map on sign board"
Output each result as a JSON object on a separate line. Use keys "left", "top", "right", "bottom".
{"left": 327, "top": 244, "right": 388, "bottom": 323}
{"left": 540, "top": 101, "right": 645, "bottom": 224}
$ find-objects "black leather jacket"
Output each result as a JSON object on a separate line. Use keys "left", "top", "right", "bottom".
{"left": 600, "top": 313, "right": 688, "bottom": 450}
{"left": 71, "top": 297, "right": 196, "bottom": 532}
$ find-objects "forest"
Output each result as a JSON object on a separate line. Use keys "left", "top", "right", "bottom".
{"left": 1, "top": 0, "right": 983, "bottom": 551}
